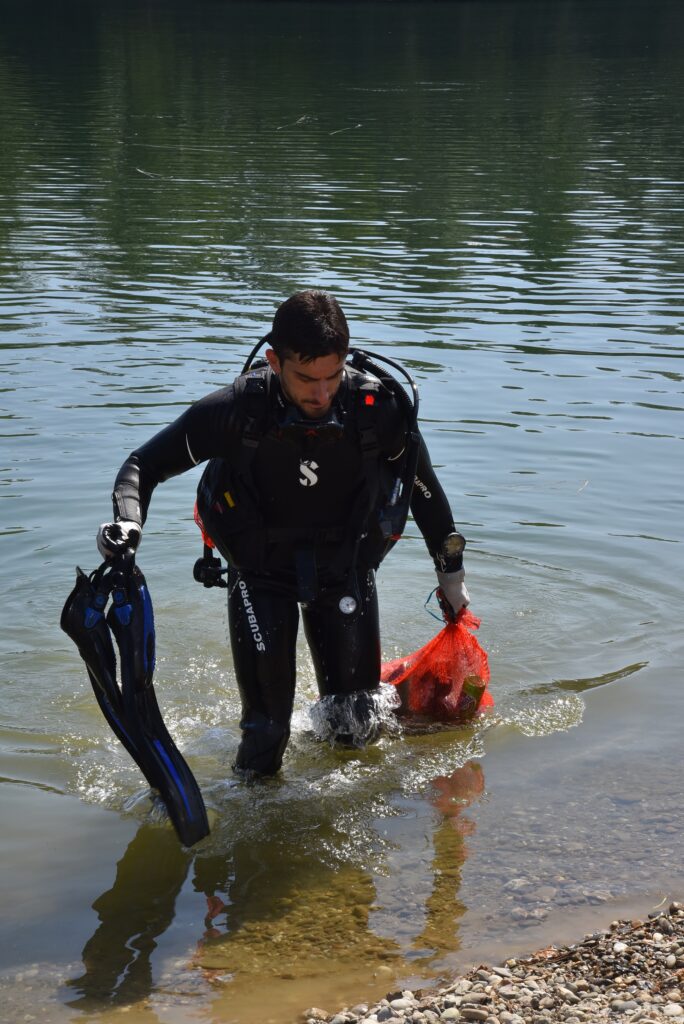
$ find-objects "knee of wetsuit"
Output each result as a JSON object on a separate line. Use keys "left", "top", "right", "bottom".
{"left": 233, "top": 714, "right": 290, "bottom": 776}
{"left": 326, "top": 689, "right": 381, "bottom": 748}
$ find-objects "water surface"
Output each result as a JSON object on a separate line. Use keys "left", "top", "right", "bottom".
{"left": 1, "top": 2, "right": 683, "bottom": 1022}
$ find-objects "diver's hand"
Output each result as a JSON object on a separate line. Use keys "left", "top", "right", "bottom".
{"left": 436, "top": 568, "right": 470, "bottom": 621}
{"left": 96, "top": 520, "right": 141, "bottom": 559}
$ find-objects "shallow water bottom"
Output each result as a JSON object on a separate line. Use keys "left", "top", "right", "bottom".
{"left": 1, "top": 661, "right": 683, "bottom": 1024}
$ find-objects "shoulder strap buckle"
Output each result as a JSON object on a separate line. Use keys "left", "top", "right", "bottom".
{"left": 236, "top": 370, "right": 270, "bottom": 454}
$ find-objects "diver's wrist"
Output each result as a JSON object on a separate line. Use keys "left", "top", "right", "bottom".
{"left": 433, "top": 531, "right": 466, "bottom": 573}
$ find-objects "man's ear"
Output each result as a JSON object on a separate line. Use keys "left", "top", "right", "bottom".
{"left": 265, "top": 348, "right": 281, "bottom": 374}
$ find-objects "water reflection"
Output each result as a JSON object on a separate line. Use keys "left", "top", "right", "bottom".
{"left": 2, "top": 0, "right": 684, "bottom": 312}
{"left": 65, "top": 762, "right": 485, "bottom": 1016}
{"left": 66, "top": 827, "right": 189, "bottom": 1011}
{"left": 411, "top": 762, "right": 484, "bottom": 965}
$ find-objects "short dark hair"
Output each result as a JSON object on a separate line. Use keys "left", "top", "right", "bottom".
{"left": 266, "top": 290, "right": 350, "bottom": 363}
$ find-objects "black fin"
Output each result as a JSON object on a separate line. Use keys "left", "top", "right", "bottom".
{"left": 61, "top": 562, "right": 210, "bottom": 847}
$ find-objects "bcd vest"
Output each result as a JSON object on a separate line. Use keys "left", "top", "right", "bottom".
{"left": 195, "top": 361, "right": 419, "bottom": 594}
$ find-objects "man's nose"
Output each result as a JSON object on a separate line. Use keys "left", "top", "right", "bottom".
{"left": 314, "top": 380, "right": 329, "bottom": 402}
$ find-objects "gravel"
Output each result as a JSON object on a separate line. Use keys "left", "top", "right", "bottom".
{"left": 303, "top": 900, "right": 684, "bottom": 1024}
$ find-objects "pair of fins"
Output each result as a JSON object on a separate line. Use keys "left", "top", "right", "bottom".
{"left": 60, "top": 554, "right": 210, "bottom": 847}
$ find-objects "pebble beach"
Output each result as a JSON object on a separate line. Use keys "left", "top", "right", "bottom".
{"left": 303, "top": 901, "right": 684, "bottom": 1024}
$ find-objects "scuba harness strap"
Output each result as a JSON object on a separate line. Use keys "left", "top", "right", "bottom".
{"left": 324, "top": 373, "right": 382, "bottom": 587}
{"left": 193, "top": 371, "right": 273, "bottom": 588}
{"left": 349, "top": 348, "right": 421, "bottom": 546}
{"left": 326, "top": 349, "right": 420, "bottom": 586}
{"left": 193, "top": 368, "right": 272, "bottom": 582}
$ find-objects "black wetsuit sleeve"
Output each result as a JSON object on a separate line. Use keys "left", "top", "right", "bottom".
{"left": 376, "top": 390, "right": 458, "bottom": 567}
{"left": 410, "top": 434, "right": 458, "bottom": 567}
{"left": 111, "top": 385, "right": 238, "bottom": 526}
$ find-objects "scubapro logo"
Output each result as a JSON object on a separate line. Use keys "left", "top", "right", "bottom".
{"left": 299, "top": 459, "right": 319, "bottom": 487}
{"left": 414, "top": 476, "right": 432, "bottom": 499}
{"left": 238, "top": 580, "right": 266, "bottom": 652}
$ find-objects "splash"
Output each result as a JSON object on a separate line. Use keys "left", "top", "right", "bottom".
{"left": 309, "top": 684, "right": 401, "bottom": 747}
{"left": 496, "top": 694, "right": 585, "bottom": 736}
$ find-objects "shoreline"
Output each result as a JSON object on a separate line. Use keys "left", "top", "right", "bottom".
{"left": 303, "top": 901, "right": 683, "bottom": 1024}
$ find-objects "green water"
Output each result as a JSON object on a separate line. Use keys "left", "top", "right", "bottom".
{"left": 1, "top": 2, "right": 683, "bottom": 1022}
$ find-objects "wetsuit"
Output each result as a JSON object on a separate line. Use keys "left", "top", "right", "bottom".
{"left": 111, "top": 365, "right": 457, "bottom": 773}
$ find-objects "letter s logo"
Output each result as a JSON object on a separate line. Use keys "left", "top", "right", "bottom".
{"left": 299, "top": 459, "right": 319, "bottom": 487}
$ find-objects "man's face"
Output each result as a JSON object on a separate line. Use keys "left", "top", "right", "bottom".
{"left": 266, "top": 349, "right": 346, "bottom": 419}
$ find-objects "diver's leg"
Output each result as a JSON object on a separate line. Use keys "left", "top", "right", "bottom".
{"left": 301, "top": 569, "right": 382, "bottom": 744}
{"left": 227, "top": 571, "right": 299, "bottom": 775}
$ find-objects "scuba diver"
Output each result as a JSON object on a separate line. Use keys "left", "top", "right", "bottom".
{"left": 93, "top": 290, "right": 470, "bottom": 777}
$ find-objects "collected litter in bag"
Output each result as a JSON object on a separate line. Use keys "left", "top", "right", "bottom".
{"left": 381, "top": 608, "right": 493, "bottom": 721}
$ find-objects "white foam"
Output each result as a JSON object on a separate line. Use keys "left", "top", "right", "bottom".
{"left": 309, "top": 684, "right": 401, "bottom": 746}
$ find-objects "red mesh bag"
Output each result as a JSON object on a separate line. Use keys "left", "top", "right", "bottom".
{"left": 381, "top": 609, "right": 493, "bottom": 721}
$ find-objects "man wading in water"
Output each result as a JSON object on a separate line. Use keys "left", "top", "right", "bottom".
{"left": 96, "top": 290, "right": 470, "bottom": 774}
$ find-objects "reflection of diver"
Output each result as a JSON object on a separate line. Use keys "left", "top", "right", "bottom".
{"left": 194, "top": 767, "right": 485, "bottom": 978}
{"left": 412, "top": 761, "right": 485, "bottom": 964}
{"left": 65, "top": 820, "right": 401, "bottom": 1010}
{"left": 193, "top": 839, "right": 402, "bottom": 987}
{"left": 67, "top": 761, "right": 484, "bottom": 1009}
{"left": 66, "top": 825, "right": 191, "bottom": 1009}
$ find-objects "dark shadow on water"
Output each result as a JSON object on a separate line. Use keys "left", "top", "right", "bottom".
{"left": 518, "top": 660, "right": 648, "bottom": 699}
